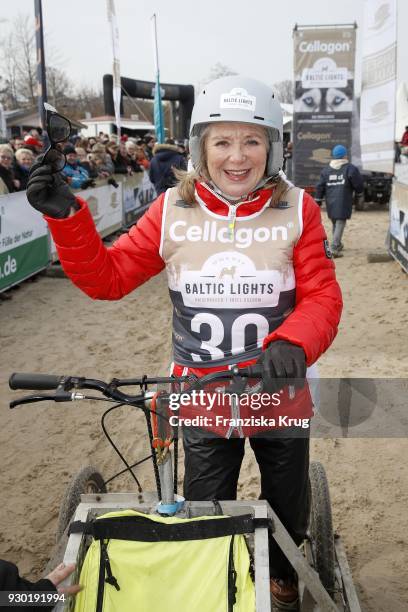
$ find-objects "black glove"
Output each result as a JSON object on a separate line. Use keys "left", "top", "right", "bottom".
{"left": 314, "top": 199, "right": 323, "bottom": 207}
{"left": 81, "top": 178, "right": 96, "bottom": 189}
{"left": 107, "top": 177, "right": 119, "bottom": 188}
{"left": 26, "top": 163, "right": 78, "bottom": 219}
{"left": 257, "top": 341, "right": 306, "bottom": 393}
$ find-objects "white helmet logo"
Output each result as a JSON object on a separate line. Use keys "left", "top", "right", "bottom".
{"left": 220, "top": 88, "right": 256, "bottom": 112}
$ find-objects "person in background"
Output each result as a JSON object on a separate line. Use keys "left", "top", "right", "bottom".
{"left": 23, "top": 135, "right": 43, "bottom": 157}
{"left": 108, "top": 141, "right": 141, "bottom": 175}
{"left": 75, "top": 147, "right": 98, "bottom": 179}
{"left": 12, "top": 138, "right": 26, "bottom": 152}
{"left": 143, "top": 135, "right": 156, "bottom": 160}
{"left": 0, "top": 559, "right": 81, "bottom": 612}
{"left": 149, "top": 138, "right": 187, "bottom": 194}
{"left": 135, "top": 144, "right": 150, "bottom": 169}
{"left": 125, "top": 140, "right": 149, "bottom": 170}
{"left": 105, "top": 142, "right": 125, "bottom": 174}
{"left": 315, "top": 144, "right": 364, "bottom": 258}
{"left": 283, "top": 141, "right": 293, "bottom": 181}
{"left": 400, "top": 126, "right": 408, "bottom": 160}
{"left": 0, "top": 144, "right": 20, "bottom": 193}
{"left": 91, "top": 143, "right": 115, "bottom": 175}
{"left": 175, "top": 140, "right": 188, "bottom": 159}
{"left": 61, "top": 144, "right": 94, "bottom": 190}
{"left": 14, "top": 148, "right": 35, "bottom": 190}
{"left": 401, "top": 125, "right": 408, "bottom": 147}
{"left": 88, "top": 151, "right": 114, "bottom": 178}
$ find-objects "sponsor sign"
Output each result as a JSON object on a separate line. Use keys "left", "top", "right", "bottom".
{"left": 123, "top": 171, "right": 157, "bottom": 227}
{"left": 360, "top": 0, "right": 397, "bottom": 173}
{"left": 176, "top": 251, "right": 294, "bottom": 310}
{"left": 220, "top": 88, "right": 256, "bottom": 112}
{"left": 49, "top": 178, "right": 124, "bottom": 261}
{"left": 389, "top": 181, "right": 408, "bottom": 273}
{"left": 293, "top": 25, "right": 356, "bottom": 189}
{"left": 0, "top": 192, "right": 49, "bottom": 292}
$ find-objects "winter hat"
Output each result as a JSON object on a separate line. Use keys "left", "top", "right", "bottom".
{"left": 24, "top": 135, "right": 42, "bottom": 148}
{"left": 63, "top": 144, "right": 76, "bottom": 155}
{"left": 332, "top": 144, "right": 347, "bottom": 159}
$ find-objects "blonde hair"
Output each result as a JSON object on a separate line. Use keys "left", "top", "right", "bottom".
{"left": 0, "top": 144, "right": 14, "bottom": 159}
{"left": 125, "top": 140, "right": 136, "bottom": 152}
{"left": 15, "top": 148, "right": 34, "bottom": 162}
{"left": 175, "top": 125, "right": 289, "bottom": 205}
{"left": 89, "top": 152, "right": 105, "bottom": 164}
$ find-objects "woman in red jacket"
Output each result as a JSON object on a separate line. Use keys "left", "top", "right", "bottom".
{"left": 26, "top": 76, "right": 342, "bottom": 609}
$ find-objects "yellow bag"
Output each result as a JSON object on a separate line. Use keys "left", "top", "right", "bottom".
{"left": 72, "top": 509, "right": 256, "bottom": 612}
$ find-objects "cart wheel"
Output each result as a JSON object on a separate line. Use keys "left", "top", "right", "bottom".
{"left": 56, "top": 465, "right": 106, "bottom": 543}
{"left": 309, "top": 461, "right": 335, "bottom": 597}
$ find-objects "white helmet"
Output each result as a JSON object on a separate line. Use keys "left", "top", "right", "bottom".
{"left": 189, "top": 75, "right": 283, "bottom": 178}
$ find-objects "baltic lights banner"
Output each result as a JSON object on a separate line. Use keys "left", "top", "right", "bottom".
{"left": 360, "top": 0, "right": 397, "bottom": 173}
{"left": 292, "top": 25, "right": 356, "bottom": 189}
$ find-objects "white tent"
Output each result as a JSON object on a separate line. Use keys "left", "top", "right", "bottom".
{"left": 395, "top": 82, "right": 408, "bottom": 141}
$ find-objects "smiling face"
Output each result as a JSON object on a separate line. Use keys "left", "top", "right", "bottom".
{"left": 0, "top": 151, "right": 13, "bottom": 169}
{"left": 17, "top": 152, "right": 34, "bottom": 167}
{"left": 205, "top": 123, "right": 268, "bottom": 198}
{"left": 66, "top": 152, "right": 78, "bottom": 165}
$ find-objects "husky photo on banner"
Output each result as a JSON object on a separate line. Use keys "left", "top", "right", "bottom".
{"left": 292, "top": 25, "right": 356, "bottom": 190}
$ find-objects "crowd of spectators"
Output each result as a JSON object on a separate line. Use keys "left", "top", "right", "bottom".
{"left": 0, "top": 128, "right": 188, "bottom": 195}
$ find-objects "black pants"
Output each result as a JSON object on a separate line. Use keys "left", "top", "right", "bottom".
{"left": 183, "top": 430, "right": 310, "bottom": 579}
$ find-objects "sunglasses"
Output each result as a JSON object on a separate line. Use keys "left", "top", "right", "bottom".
{"left": 41, "top": 102, "right": 72, "bottom": 173}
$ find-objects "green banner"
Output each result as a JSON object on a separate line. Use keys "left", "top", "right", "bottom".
{"left": 0, "top": 236, "right": 49, "bottom": 291}
{"left": 0, "top": 191, "right": 50, "bottom": 292}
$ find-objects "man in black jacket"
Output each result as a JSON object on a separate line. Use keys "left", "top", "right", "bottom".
{"left": 149, "top": 139, "right": 187, "bottom": 195}
{"left": 315, "top": 145, "right": 364, "bottom": 257}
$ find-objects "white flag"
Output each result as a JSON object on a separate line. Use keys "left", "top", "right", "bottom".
{"left": 360, "top": 0, "right": 397, "bottom": 173}
{"left": 107, "top": 0, "right": 122, "bottom": 137}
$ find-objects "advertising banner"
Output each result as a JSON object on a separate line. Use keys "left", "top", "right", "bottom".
{"left": 49, "top": 179, "right": 124, "bottom": 260}
{"left": 389, "top": 181, "right": 408, "bottom": 273}
{"left": 123, "top": 171, "right": 157, "bottom": 228}
{"left": 80, "top": 181, "right": 123, "bottom": 238}
{"left": 292, "top": 25, "right": 356, "bottom": 190}
{"left": 360, "top": 0, "right": 397, "bottom": 173}
{"left": 0, "top": 192, "right": 49, "bottom": 292}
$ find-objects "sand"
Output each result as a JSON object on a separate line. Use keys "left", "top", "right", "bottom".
{"left": 0, "top": 206, "right": 407, "bottom": 610}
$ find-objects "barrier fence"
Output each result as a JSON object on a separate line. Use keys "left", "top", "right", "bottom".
{"left": 0, "top": 171, "right": 157, "bottom": 293}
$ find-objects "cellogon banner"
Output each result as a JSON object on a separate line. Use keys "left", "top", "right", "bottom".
{"left": 0, "top": 192, "right": 49, "bottom": 292}
{"left": 292, "top": 25, "right": 356, "bottom": 190}
{"left": 360, "top": 0, "right": 397, "bottom": 173}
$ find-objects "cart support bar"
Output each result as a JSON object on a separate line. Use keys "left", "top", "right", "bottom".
{"left": 267, "top": 507, "right": 339, "bottom": 611}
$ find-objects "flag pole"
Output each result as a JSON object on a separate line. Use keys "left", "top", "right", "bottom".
{"left": 107, "top": 0, "right": 122, "bottom": 139}
{"left": 34, "top": 0, "right": 47, "bottom": 129}
{"left": 151, "top": 13, "right": 165, "bottom": 143}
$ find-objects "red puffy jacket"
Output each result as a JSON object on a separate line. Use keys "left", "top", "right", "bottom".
{"left": 46, "top": 184, "right": 342, "bottom": 367}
